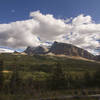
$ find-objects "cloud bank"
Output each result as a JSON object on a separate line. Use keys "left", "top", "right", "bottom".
{"left": 0, "top": 48, "right": 14, "bottom": 53}
{"left": 0, "top": 11, "right": 100, "bottom": 54}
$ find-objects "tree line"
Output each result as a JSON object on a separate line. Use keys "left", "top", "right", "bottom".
{"left": 0, "top": 60, "right": 100, "bottom": 95}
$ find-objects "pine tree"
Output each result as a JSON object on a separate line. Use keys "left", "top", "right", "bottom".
{"left": 0, "top": 60, "right": 4, "bottom": 92}
{"left": 51, "top": 62, "right": 66, "bottom": 90}
{"left": 84, "top": 71, "right": 91, "bottom": 87}
{"left": 9, "top": 71, "right": 21, "bottom": 94}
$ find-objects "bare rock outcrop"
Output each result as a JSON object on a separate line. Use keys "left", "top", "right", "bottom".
{"left": 25, "top": 41, "right": 98, "bottom": 60}
{"left": 49, "top": 41, "right": 95, "bottom": 60}
{"left": 25, "top": 46, "right": 49, "bottom": 55}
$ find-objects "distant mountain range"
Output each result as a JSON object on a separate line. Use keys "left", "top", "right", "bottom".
{"left": 0, "top": 41, "right": 99, "bottom": 61}
{"left": 25, "top": 41, "right": 100, "bottom": 61}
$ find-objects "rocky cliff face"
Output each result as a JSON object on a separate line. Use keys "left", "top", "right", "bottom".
{"left": 95, "top": 55, "right": 100, "bottom": 61}
{"left": 25, "top": 46, "right": 49, "bottom": 55}
{"left": 49, "top": 41, "right": 95, "bottom": 60}
{"left": 25, "top": 41, "right": 98, "bottom": 60}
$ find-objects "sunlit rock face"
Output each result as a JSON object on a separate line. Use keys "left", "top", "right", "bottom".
{"left": 49, "top": 41, "right": 95, "bottom": 60}
{"left": 25, "top": 41, "right": 97, "bottom": 60}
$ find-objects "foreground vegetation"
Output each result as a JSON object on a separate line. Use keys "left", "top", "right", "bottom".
{"left": 0, "top": 53, "right": 100, "bottom": 99}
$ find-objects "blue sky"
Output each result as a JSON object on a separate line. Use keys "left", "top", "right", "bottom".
{"left": 0, "top": 0, "right": 100, "bottom": 54}
{"left": 0, "top": 0, "right": 100, "bottom": 23}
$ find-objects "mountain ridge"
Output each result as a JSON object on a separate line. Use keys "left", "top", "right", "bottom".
{"left": 24, "top": 41, "right": 100, "bottom": 61}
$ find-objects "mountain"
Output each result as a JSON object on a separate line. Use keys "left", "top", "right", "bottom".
{"left": 0, "top": 48, "right": 14, "bottom": 53}
{"left": 95, "top": 55, "right": 100, "bottom": 61}
{"left": 25, "top": 41, "right": 97, "bottom": 60}
{"left": 49, "top": 41, "right": 95, "bottom": 60}
{"left": 25, "top": 46, "right": 49, "bottom": 55}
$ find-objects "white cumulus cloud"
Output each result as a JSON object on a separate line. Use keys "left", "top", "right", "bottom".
{"left": 0, "top": 11, "right": 100, "bottom": 55}
{"left": 0, "top": 48, "right": 14, "bottom": 53}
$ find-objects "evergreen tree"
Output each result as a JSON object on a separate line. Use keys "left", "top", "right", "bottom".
{"left": 51, "top": 62, "right": 66, "bottom": 90}
{"left": 0, "top": 60, "right": 4, "bottom": 92}
{"left": 9, "top": 71, "right": 21, "bottom": 94}
{"left": 93, "top": 70, "right": 100, "bottom": 87}
{"left": 84, "top": 71, "right": 92, "bottom": 87}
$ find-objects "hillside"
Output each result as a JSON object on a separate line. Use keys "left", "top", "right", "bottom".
{"left": 0, "top": 53, "right": 100, "bottom": 99}
{"left": 0, "top": 53, "right": 100, "bottom": 72}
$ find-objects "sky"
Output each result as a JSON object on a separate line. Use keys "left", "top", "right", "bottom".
{"left": 0, "top": 0, "right": 100, "bottom": 54}
{"left": 0, "top": 0, "right": 100, "bottom": 23}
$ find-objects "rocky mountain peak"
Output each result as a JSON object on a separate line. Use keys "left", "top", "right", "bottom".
{"left": 49, "top": 41, "right": 95, "bottom": 60}
{"left": 24, "top": 41, "right": 99, "bottom": 61}
{"left": 25, "top": 46, "right": 49, "bottom": 55}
